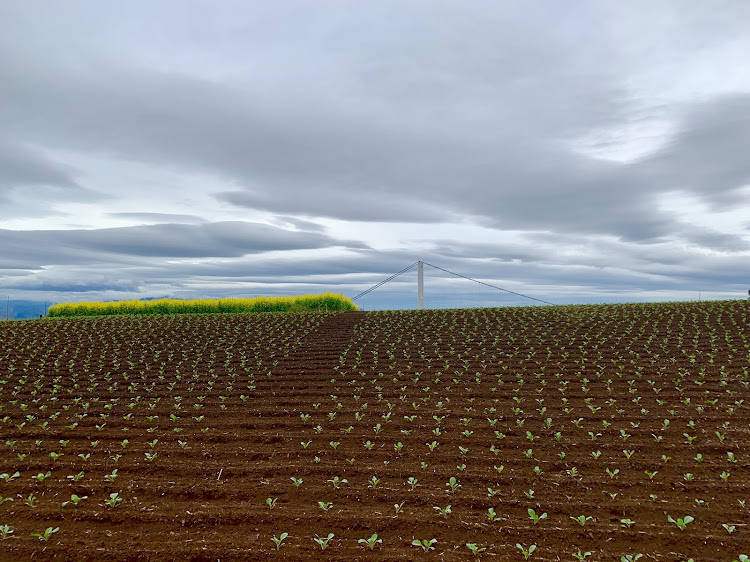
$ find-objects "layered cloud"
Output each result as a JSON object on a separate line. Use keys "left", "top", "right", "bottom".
{"left": 0, "top": 1, "right": 748, "bottom": 306}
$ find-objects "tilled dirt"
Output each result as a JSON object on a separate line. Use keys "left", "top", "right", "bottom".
{"left": 0, "top": 303, "right": 748, "bottom": 561}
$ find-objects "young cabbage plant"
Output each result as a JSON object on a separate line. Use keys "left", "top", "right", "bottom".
{"left": 358, "top": 533, "right": 382, "bottom": 550}
{"left": 62, "top": 494, "right": 87, "bottom": 507}
{"left": 571, "top": 515, "right": 594, "bottom": 526}
{"left": 0, "top": 525, "right": 13, "bottom": 540}
{"left": 104, "top": 492, "right": 123, "bottom": 508}
{"left": 434, "top": 504, "right": 451, "bottom": 517}
{"left": 31, "top": 527, "right": 59, "bottom": 542}
{"left": 271, "top": 532, "right": 288, "bottom": 550}
{"left": 466, "top": 543, "right": 487, "bottom": 557}
{"left": 667, "top": 515, "right": 694, "bottom": 531}
{"left": 313, "top": 533, "right": 334, "bottom": 550}
{"left": 446, "top": 476, "right": 460, "bottom": 493}
{"left": 412, "top": 538, "right": 437, "bottom": 552}
{"left": 516, "top": 543, "right": 537, "bottom": 560}
{"left": 528, "top": 508, "right": 547, "bottom": 524}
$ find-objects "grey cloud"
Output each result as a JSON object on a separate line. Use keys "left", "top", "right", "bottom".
{"left": 637, "top": 94, "right": 750, "bottom": 209}
{"left": 0, "top": 137, "right": 79, "bottom": 195}
{"left": 0, "top": 5, "right": 747, "bottom": 243}
{"left": 106, "top": 212, "right": 206, "bottom": 224}
{"left": 0, "top": 222, "right": 367, "bottom": 268}
{"left": 3, "top": 241, "right": 748, "bottom": 306}
{"left": 271, "top": 216, "right": 325, "bottom": 233}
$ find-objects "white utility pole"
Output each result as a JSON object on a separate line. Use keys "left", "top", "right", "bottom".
{"left": 417, "top": 261, "right": 424, "bottom": 310}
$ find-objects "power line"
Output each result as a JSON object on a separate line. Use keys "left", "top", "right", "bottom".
{"left": 352, "top": 261, "right": 419, "bottom": 301}
{"left": 422, "top": 262, "right": 555, "bottom": 306}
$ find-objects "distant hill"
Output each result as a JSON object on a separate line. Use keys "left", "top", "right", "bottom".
{"left": 1, "top": 300, "right": 49, "bottom": 320}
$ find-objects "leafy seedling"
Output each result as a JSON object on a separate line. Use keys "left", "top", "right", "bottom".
{"left": 313, "top": 533, "right": 334, "bottom": 550}
{"left": 412, "top": 538, "right": 437, "bottom": 552}
{"left": 667, "top": 515, "right": 694, "bottom": 531}
{"left": 62, "top": 494, "right": 87, "bottom": 507}
{"left": 466, "top": 543, "right": 487, "bottom": 556}
{"left": 0, "top": 525, "right": 14, "bottom": 540}
{"left": 104, "top": 492, "right": 122, "bottom": 508}
{"left": 358, "top": 533, "right": 382, "bottom": 550}
{"left": 31, "top": 527, "right": 58, "bottom": 542}
{"left": 516, "top": 543, "right": 537, "bottom": 560}
{"left": 271, "top": 532, "right": 288, "bottom": 550}
{"left": 528, "top": 508, "right": 547, "bottom": 524}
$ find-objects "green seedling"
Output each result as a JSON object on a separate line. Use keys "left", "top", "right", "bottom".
{"left": 434, "top": 504, "right": 451, "bottom": 517}
{"left": 31, "top": 527, "right": 58, "bottom": 542}
{"left": 528, "top": 508, "right": 547, "bottom": 524}
{"left": 487, "top": 507, "right": 498, "bottom": 522}
{"left": 571, "top": 515, "right": 593, "bottom": 526}
{"left": 314, "top": 533, "right": 334, "bottom": 550}
{"left": 67, "top": 471, "right": 84, "bottom": 482}
{"left": 266, "top": 497, "right": 277, "bottom": 509}
{"left": 0, "top": 525, "right": 13, "bottom": 540}
{"left": 327, "top": 476, "right": 348, "bottom": 489}
{"left": 621, "top": 555, "right": 644, "bottom": 562}
{"left": 620, "top": 518, "right": 635, "bottom": 528}
{"left": 516, "top": 543, "right": 537, "bottom": 559}
{"left": 406, "top": 477, "right": 420, "bottom": 490}
{"left": 358, "top": 533, "right": 382, "bottom": 550}
{"left": 446, "top": 476, "right": 460, "bottom": 493}
{"left": 0, "top": 472, "right": 20, "bottom": 482}
{"left": 466, "top": 543, "right": 487, "bottom": 556}
{"left": 271, "top": 532, "right": 288, "bottom": 550}
{"left": 104, "top": 492, "right": 122, "bottom": 507}
{"left": 290, "top": 477, "right": 303, "bottom": 487}
{"left": 62, "top": 494, "right": 87, "bottom": 507}
{"left": 318, "top": 501, "right": 333, "bottom": 511}
{"left": 412, "top": 538, "right": 437, "bottom": 552}
{"left": 573, "top": 551, "right": 592, "bottom": 561}
{"left": 667, "top": 514, "right": 694, "bottom": 530}
{"left": 32, "top": 471, "right": 51, "bottom": 483}
{"left": 104, "top": 469, "right": 118, "bottom": 482}
{"left": 722, "top": 524, "right": 736, "bottom": 534}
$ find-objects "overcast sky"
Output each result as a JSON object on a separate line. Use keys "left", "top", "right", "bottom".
{"left": 1, "top": 1, "right": 749, "bottom": 309}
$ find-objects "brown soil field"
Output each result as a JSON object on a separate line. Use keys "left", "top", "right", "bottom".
{"left": 0, "top": 302, "right": 748, "bottom": 561}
